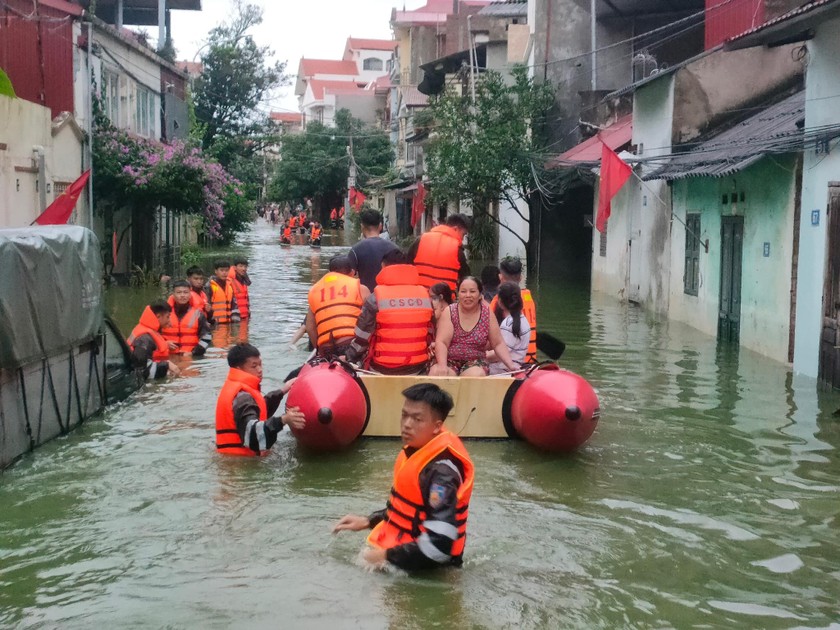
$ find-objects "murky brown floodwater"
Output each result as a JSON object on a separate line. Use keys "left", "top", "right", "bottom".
{"left": 2, "top": 222, "right": 839, "bottom": 628}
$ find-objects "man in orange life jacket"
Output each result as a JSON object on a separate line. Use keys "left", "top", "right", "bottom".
{"left": 305, "top": 255, "right": 370, "bottom": 357}
{"left": 186, "top": 266, "right": 212, "bottom": 321}
{"left": 163, "top": 281, "right": 212, "bottom": 356}
{"left": 215, "top": 343, "right": 306, "bottom": 456}
{"left": 127, "top": 300, "right": 182, "bottom": 379}
{"left": 204, "top": 260, "right": 240, "bottom": 325}
{"left": 334, "top": 383, "right": 474, "bottom": 571}
{"left": 407, "top": 213, "right": 471, "bottom": 291}
{"left": 489, "top": 257, "right": 537, "bottom": 364}
{"left": 346, "top": 250, "right": 434, "bottom": 375}
{"left": 229, "top": 257, "right": 251, "bottom": 321}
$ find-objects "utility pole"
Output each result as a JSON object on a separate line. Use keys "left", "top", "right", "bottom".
{"left": 346, "top": 136, "right": 356, "bottom": 221}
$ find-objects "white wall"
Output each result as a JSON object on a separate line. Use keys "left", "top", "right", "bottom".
{"left": 0, "top": 96, "right": 83, "bottom": 228}
{"left": 498, "top": 193, "right": 528, "bottom": 263}
{"left": 794, "top": 16, "right": 840, "bottom": 378}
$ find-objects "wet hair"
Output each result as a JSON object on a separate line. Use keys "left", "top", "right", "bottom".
{"left": 458, "top": 275, "right": 483, "bottom": 293}
{"left": 430, "top": 282, "right": 454, "bottom": 305}
{"left": 481, "top": 265, "right": 500, "bottom": 290}
{"left": 359, "top": 209, "right": 383, "bottom": 228}
{"left": 227, "top": 342, "right": 260, "bottom": 368}
{"left": 495, "top": 282, "right": 525, "bottom": 338}
{"left": 186, "top": 266, "right": 204, "bottom": 277}
{"left": 172, "top": 280, "right": 190, "bottom": 290}
{"left": 149, "top": 299, "right": 171, "bottom": 316}
{"left": 381, "top": 249, "right": 407, "bottom": 266}
{"left": 402, "top": 383, "right": 454, "bottom": 421}
{"left": 213, "top": 259, "right": 231, "bottom": 270}
{"left": 233, "top": 256, "right": 248, "bottom": 266}
{"left": 329, "top": 254, "right": 354, "bottom": 274}
{"left": 499, "top": 256, "right": 523, "bottom": 280}
{"left": 445, "top": 213, "right": 471, "bottom": 231}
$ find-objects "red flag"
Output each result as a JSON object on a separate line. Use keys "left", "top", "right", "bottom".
{"left": 349, "top": 187, "right": 367, "bottom": 211}
{"left": 33, "top": 170, "right": 91, "bottom": 226}
{"left": 411, "top": 182, "right": 426, "bottom": 228}
{"left": 595, "top": 143, "right": 632, "bottom": 233}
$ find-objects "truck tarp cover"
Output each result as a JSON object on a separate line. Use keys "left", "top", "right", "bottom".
{"left": 0, "top": 226, "right": 102, "bottom": 369}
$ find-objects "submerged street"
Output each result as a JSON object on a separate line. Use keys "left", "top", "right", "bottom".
{"left": 1, "top": 222, "right": 839, "bottom": 628}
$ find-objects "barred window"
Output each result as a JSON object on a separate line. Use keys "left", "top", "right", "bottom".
{"left": 684, "top": 213, "right": 701, "bottom": 295}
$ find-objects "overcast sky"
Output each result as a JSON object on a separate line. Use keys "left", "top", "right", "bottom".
{"left": 169, "top": 0, "right": 426, "bottom": 113}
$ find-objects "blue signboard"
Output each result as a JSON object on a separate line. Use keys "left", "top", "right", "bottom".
{"left": 812, "top": 209, "right": 820, "bottom": 226}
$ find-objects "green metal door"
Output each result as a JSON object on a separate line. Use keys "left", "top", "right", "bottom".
{"left": 719, "top": 216, "right": 744, "bottom": 343}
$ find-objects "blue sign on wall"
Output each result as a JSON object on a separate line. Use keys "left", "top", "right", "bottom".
{"left": 763, "top": 242, "right": 770, "bottom": 257}
{"left": 812, "top": 209, "right": 820, "bottom": 226}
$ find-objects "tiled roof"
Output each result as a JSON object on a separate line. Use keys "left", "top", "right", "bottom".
{"left": 725, "top": 0, "right": 838, "bottom": 48}
{"left": 478, "top": 1, "right": 527, "bottom": 17}
{"left": 309, "top": 79, "right": 366, "bottom": 100}
{"left": 347, "top": 38, "right": 397, "bottom": 51}
{"left": 393, "top": 0, "right": 491, "bottom": 25}
{"left": 369, "top": 74, "right": 394, "bottom": 91}
{"left": 546, "top": 115, "right": 633, "bottom": 168}
{"left": 175, "top": 60, "right": 203, "bottom": 76}
{"left": 401, "top": 86, "right": 429, "bottom": 107}
{"left": 299, "top": 58, "right": 358, "bottom": 77}
{"left": 270, "top": 112, "right": 303, "bottom": 124}
{"left": 645, "top": 90, "right": 806, "bottom": 180}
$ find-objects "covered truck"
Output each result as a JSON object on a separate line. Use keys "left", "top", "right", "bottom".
{"left": 0, "top": 226, "right": 140, "bottom": 469}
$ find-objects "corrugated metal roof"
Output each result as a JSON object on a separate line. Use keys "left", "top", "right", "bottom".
{"left": 546, "top": 115, "right": 633, "bottom": 168}
{"left": 724, "top": 0, "right": 839, "bottom": 49}
{"left": 478, "top": 1, "right": 527, "bottom": 17}
{"left": 645, "top": 90, "right": 805, "bottom": 181}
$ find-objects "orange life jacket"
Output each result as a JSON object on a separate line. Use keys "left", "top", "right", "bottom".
{"left": 300, "top": 213, "right": 307, "bottom": 225}
{"left": 330, "top": 208, "right": 338, "bottom": 220}
{"left": 490, "top": 288, "right": 537, "bottom": 363}
{"left": 282, "top": 226, "right": 292, "bottom": 240}
{"left": 413, "top": 225, "right": 462, "bottom": 291}
{"left": 339, "top": 207, "right": 345, "bottom": 218}
{"left": 215, "top": 367, "right": 268, "bottom": 457}
{"left": 127, "top": 306, "right": 170, "bottom": 361}
{"left": 311, "top": 226, "right": 322, "bottom": 241}
{"left": 307, "top": 272, "right": 363, "bottom": 349}
{"left": 162, "top": 297, "right": 202, "bottom": 352}
{"left": 230, "top": 274, "right": 250, "bottom": 320}
{"left": 371, "top": 265, "right": 433, "bottom": 371}
{"left": 367, "top": 430, "right": 474, "bottom": 561}
{"left": 190, "top": 288, "right": 207, "bottom": 311}
{"left": 209, "top": 278, "right": 235, "bottom": 324}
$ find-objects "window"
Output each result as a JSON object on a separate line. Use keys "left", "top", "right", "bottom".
{"left": 135, "top": 85, "right": 155, "bottom": 137}
{"left": 684, "top": 213, "right": 701, "bottom": 296}
{"left": 101, "top": 69, "right": 120, "bottom": 124}
{"left": 363, "top": 58, "right": 383, "bottom": 71}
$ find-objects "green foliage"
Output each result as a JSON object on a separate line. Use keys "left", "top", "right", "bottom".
{"left": 269, "top": 110, "right": 392, "bottom": 205}
{"left": 424, "top": 66, "right": 554, "bottom": 252}
{"left": 0, "top": 67, "right": 16, "bottom": 98}
{"left": 180, "top": 244, "right": 204, "bottom": 269}
{"left": 467, "top": 213, "right": 497, "bottom": 260}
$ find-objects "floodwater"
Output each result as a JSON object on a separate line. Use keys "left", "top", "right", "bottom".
{"left": 2, "top": 222, "right": 840, "bottom": 628}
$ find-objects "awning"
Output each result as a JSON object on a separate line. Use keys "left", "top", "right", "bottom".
{"left": 546, "top": 115, "right": 633, "bottom": 169}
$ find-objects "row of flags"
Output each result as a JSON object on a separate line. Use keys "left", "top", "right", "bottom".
{"left": 31, "top": 144, "right": 630, "bottom": 234}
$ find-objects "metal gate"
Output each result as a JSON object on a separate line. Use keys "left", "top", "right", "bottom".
{"left": 819, "top": 188, "right": 840, "bottom": 388}
{"left": 719, "top": 216, "right": 744, "bottom": 343}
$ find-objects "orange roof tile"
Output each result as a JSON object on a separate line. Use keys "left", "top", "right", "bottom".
{"left": 299, "top": 58, "right": 358, "bottom": 77}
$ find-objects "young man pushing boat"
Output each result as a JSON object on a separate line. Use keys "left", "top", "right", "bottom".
{"left": 333, "top": 383, "right": 474, "bottom": 571}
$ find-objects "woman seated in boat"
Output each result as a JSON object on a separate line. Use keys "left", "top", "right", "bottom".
{"left": 429, "top": 276, "right": 518, "bottom": 377}
{"left": 487, "top": 282, "right": 530, "bottom": 375}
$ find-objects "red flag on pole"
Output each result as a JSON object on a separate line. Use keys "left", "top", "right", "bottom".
{"left": 349, "top": 187, "right": 367, "bottom": 211}
{"left": 595, "top": 143, "right": 632, "bottom": 233}
{"left": 33, "top": 169, "right": 91, "bottom": 226}
{"left": 410, "top": 181, "right": 426, "bottom": 228}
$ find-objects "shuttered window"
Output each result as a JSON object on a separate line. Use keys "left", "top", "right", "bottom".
{"left": 684, "top": 213, "right": 701, "bottom": 296}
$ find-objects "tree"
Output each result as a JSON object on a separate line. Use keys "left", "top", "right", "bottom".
{"left": 424, "top": 65, "right": 554, "bottom": 260}
{"left": 269, "top": 110, "right": 392, "bottom": 214}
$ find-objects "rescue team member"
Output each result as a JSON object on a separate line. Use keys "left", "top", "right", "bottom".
{"left": 330, "top": 207, "right": 338, "bottom": 227}
{"left": 281, "top": 221, "right": 292, "bottom": 244}
{"left": 229, "top": 257, "right": 251, "bottom": 321}
{"left": 346, "top": 250, "right": 434, "bottom": 375}
{"left": 349, "top": 209, "right": 398, "bottom": 291}
{"left": 163, "top": 281, "right": 212, "bottom": 356}
{"left": 127, "top": 300, "right": 181, "bottom": 379}
{"left": 215, "top": 343, "right": 306, "bottom": 456}
{"left": 408, "top": 213, "right": 471, "bottom": 291}
{"left": 289, "top": 214, "right": 299, "bottom": 230}
{"left": 186, "top": 266, "right": 211, "bottom": 318}
{"left": 205, "top": 260, "right": 240, "bottom": 325}
{"left": 489, "top": 257, "right": 537, "bottom": 364}
{"left": 305, "top": 255, "right": 370, "bottom": 357}
{"left": 333, "top": 383, "right": 474, "bottom": 571}
{"left": 310, "top": 222, "right": 322, "bottom": 246}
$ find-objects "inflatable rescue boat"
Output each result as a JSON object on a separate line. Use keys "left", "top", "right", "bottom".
{"left": 286, "top": 361, "right": 600, "bottom": 453}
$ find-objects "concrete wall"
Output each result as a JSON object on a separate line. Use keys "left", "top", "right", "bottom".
{"left": 794, "top": 15, "right": 840, "bottom": 378}
{"left": 0, "top": 96, "right": 84, "bottom": 228}
{"left": 669, "top": 157, "right": 798, "bottom": 363}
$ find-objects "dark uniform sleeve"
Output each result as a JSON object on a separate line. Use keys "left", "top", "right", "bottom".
{"left": 348, "top": 246, "right": 359, "bottom": 272}
{"left": 385, "top": 451, "right": 465, "bottom": 570}
{"left": 191, "top": 313, "right": 212, "bottom": 356}
{"left": 458, "top": 247, "right": 471, "bottom": 280}
{"left": 406, "top": 237, "right": 421, "bottom": 263}
{"left": 232, "top": 391, "right": 284, "bottom": 454}
{"left": 130, "top": 333, "right": 169, "bottom": 379}
{"left": 345, "top": 294, "right": 379, "bottom": 363}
